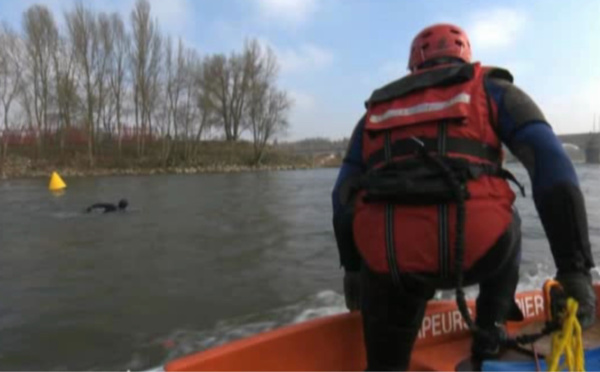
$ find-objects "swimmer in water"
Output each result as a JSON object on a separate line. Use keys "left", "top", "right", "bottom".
{"left": 86, "top": 199, "right": 128, "bottom": 213}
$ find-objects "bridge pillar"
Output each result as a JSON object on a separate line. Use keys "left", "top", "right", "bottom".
{"left": 585, "top": 133, "right": 600, "bottom": 164}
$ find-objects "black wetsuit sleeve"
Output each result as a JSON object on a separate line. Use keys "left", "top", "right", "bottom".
{"left": 487, "top": 78, "right": 595, "bottom": 273}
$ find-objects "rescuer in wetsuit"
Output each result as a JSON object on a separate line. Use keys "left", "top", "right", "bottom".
{"left": 332, "top": 23, "right": 596, "bottom": 370}
{"left": 86, "top": 199, "right": 128, "bottom": 213}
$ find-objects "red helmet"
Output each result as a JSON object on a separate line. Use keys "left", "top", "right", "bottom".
{"left": 408, "top": 24, "right": 472, "bottom": 71}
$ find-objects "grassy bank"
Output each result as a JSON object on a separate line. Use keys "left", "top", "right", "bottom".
{"left": 0, "top": 141, "right": 317, "bottom": 179}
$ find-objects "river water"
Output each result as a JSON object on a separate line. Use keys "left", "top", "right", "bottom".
{"left": 0, "top": 165, "right": 600, "bottom": 370}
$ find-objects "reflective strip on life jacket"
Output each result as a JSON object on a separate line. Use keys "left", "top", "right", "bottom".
{"left": 370, "top": 93, "right": 471, "bottom": 124}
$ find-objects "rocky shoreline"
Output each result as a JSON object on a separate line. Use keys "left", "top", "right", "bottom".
{"left": 1, "top": 163, "right": 318, "bottom": 180}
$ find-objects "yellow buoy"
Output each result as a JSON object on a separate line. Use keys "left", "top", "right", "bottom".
{"left": 49, "top": 171, "right": 67, "bottom": 191}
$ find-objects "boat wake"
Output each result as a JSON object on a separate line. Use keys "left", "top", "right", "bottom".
{"left": 145, "top": 263, "right": 600, "bottom": 371}
{"left": 141, "top": 290, "right": 347, "bottom": 370}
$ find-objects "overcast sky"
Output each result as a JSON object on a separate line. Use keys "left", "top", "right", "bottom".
{"left": 1, "top": 0, "right": 599, "bottom": 140}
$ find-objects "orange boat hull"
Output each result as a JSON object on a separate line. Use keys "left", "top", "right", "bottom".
{"left": 165, "top": 285, "right": 600, "bottom": 371}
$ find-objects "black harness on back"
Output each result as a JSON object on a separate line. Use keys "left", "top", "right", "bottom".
{"left": 364, "top": 138, "right": 560, "bottom": 354}
{"left": 360, "top": 63, "right": 558, "bottom": 354}
{"left": 361, "top": 137, "right": 524, "bottom": 205}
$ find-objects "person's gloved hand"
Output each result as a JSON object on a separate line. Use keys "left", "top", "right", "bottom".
{"left": 343, "top": 270, "right": 361, "bottom": 311}
{"left": 556, "top": 271, "right": 597, "bottom": 329}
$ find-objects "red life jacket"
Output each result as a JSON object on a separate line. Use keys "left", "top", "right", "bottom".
{"left": 353, "top": 62, "right": 516, "bottom": 278}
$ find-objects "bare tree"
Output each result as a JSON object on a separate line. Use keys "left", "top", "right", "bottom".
{"left": 108, "top": 13, "right": 129, "bottom": 159}
{"left": 146, "top": 31, "right": 162, "bottom": 142}
{"left": 229, "top": 52, "right": 251, "bottom": 141}
{"left": 249, "top": 88, "right": 290, "bottom": 164}
{"left": 202, "top": 54, "right": 226, "bottom": 139}
{"left": 162, "top": 36, "right": 177, "bottom": 163}
{"left": 130, "top": 0, "right": 162, "bottom": 157}
{"left": 53, "top": 34, "right": 78, "bottom": 158}
{"left": 191, "top": 58, "right": 216, "bottom": 157}
{"left": 164, "top": 38, "right": 198, "bottom": 163}
{"left": 203, "top": 48, "right": 252, "bottom": 142}
{"left": 0, "top": 3, "right": 294, "bottom": 171}
{"left": 19, "top": 79, "right": 34, "bottom": 145}
{"left": 164, "top": 37, "right": 175, "bottom": 137}
{"left": 66, "top": 2, "right": 99, "bottom": 167}
{"left": 0, "top": 23, "right": 24, "bottom": 173}
{"left": 166, "top": 38, "right": 187, "bottom": 139}
{"left": 23, "top": 4, "right": 58, "bottom": 158}
{"left": 96, "top": 12, "right": 114, "bottom": 152}
{"left": 181, "top": 49, "right": 200, "bottom": 162}
{"left": 244, "top": 41, "right": 291, "bottom": 164}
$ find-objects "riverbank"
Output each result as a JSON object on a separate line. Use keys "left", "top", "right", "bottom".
{"left": 0, "top": 140, "right": 344, "bottom": 179}
{"left": 0, "top": 157, "right": 318, "bottom": 180}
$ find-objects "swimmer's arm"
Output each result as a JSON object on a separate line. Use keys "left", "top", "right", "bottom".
{"left": 86, "top": 203, "right": 114, "bottom": 212}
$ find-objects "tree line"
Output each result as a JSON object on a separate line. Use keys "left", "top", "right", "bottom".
{"left": 0, "top": 0, "right": 292, "bottom": 171}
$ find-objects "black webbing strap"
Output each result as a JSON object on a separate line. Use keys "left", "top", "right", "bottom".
{"left": 366, "top": 137, "right": 501, "bottom": 169}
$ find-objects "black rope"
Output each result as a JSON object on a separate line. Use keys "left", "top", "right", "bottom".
{"left": 419, "top": 148, "right": 475, "bottom": 330}
{"left": 412, "top": 137, "right": 560, "bottom": 351}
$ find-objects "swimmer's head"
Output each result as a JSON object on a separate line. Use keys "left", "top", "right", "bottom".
{"left": 118, "top": 199, "right": 128, "bottom": 210}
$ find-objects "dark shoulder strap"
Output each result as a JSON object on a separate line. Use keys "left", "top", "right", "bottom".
{"left": 482, "top": 66, "right": 514, "bottom": 145}
{"left": 365, "top": 63, "right": 476, "bottom": 107}
{"left": 484, "top": 66, "right": 514, "bottom": 83}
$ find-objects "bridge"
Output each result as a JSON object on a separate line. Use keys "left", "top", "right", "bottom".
{"left": 284, "top": 132, "right": 600, "bottom": 165}
{"left": 557, "top": 132, "right": 600, "bottom": 163}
